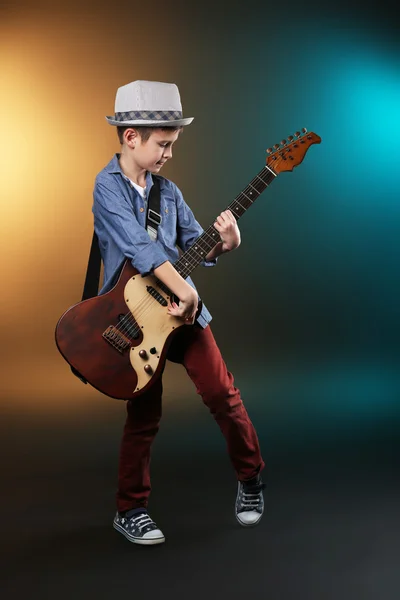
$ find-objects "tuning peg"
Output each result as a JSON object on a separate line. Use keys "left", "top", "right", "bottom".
{"left": 266, "top": 147, "right": 273, "bottom": 154}
{"left": 288, "top": 135, "right": 294, "bottom": 142}
{"left": 273, "top": 143, "right": 280, "bottom": 150}
{"left": 295, "top": 131, "right": 301, "bottom": 137}
{"left": 280, "top": 139, "right": 287, "bottom": 145}
{"left": 302, "top": 127, "right": 307, "bottom": 134}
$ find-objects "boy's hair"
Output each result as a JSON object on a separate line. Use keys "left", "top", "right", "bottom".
{"left": 116, "top": 125, "right": 183, "bottom": 144}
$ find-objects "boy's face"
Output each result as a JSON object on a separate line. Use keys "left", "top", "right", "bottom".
{"left": 131, "top": 128, "right": 181, "bottom": 174}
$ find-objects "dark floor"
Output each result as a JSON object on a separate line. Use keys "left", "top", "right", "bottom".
{"left": 1, "top": 428, "right": 399, "bottom": 600}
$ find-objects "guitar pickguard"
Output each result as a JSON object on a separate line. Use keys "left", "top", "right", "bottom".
{"left": 124, "top": 274, "right": 183, "bottom": 392}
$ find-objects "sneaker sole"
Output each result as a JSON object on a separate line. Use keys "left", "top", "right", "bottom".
{"left": 113, "top": 521, "right": 165, "bottom": 545}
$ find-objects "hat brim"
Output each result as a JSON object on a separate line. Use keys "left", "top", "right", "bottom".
{"left": 105, "top": 116, "right": 194, "bottom": 127}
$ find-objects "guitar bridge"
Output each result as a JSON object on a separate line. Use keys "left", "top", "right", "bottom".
{"left": 102, "top": 326, "right": 131, "bottom": 354}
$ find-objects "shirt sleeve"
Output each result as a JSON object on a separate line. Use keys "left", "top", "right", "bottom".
{"left": 93, "top": 178, "right": 169, "bottom": 276}
{"left": 173, "top": 183, "right": 218, "bottom": 268}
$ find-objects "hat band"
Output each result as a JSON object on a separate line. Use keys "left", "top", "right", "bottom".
{"left": 115, "top": 110, "right": 183, "bottom": 122}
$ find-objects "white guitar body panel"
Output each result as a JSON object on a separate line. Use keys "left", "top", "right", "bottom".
{"left": 124, "top": 274, "right": 184, "bottom": 392}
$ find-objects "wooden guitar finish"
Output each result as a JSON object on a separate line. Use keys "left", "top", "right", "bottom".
{"left": 55, "top": 130, "right": 321, "bottom": 400}
{"left": 56, "top": 261, "right": 189, "bottom": 399}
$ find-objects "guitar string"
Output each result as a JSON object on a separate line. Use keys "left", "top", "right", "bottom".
{"left": 113, "top": 153, "right": 286, "bottom": 341}
{"left": 114, "top": 155, "right": 283, "bottom": 341}
{"left": 114, "top": 154, "right": 284, "bottom": 341}
{"left": 113, "top": 173, "right": 269, "bottom": 339}
{"left": 175, "top": 161, "right": 280, "bottom": 277}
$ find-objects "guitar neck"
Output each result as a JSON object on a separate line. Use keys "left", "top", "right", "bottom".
{"left": 174, "top": 165, "right": 277, "bottom": 280}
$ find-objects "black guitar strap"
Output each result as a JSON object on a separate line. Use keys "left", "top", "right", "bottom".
{"left": 71, "top": 175, "right": 162, "bottom": 383}
{"left": 81, "top": 230, "right": 102, "bottom": 301}
{"left": 81, "top": 174, "right": 162, "bottom": 300}
{"left": 145, "top": 175, "right": 162, "bottom": 242}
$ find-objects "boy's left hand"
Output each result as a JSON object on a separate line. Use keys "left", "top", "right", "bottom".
{"left": 214, "top": 210, "right": 241, "bottom": 252}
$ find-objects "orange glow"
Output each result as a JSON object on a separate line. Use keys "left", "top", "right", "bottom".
{"left": 0, "top": 8, "right": 184, "bottom": 410}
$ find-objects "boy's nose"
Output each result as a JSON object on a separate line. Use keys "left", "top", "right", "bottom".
{"left": 163, "top": 147, "right": 172, "bottom": 159}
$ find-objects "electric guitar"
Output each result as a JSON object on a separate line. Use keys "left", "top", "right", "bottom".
{"left": 55, "top": 129, "right": 321, "bottom": 399}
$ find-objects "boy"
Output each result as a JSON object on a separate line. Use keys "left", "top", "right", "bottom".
{"left": 93, "top": 80, "right": 265, "bottom": 545}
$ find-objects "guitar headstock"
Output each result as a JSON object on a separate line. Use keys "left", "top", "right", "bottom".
{"left": 266, "top": 129, "right": 321, "bottom": 173}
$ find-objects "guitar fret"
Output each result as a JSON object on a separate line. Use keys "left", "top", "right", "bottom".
{"left": 200, "top": 232, "right": 215, "bottom": 247}
{"left": 240, "top": 191, "right": 253, "bottom": 204}
{"left": 197, "top": 238, "right": 213, "bottom": 253}
{"left": 255, "top": 174, "right": 269, "bottom": 187}
{"left": 233, "top": 197, "right": 247, "bottom": 210}
{"left": 203, "top": 229, "right": 215, "bottom": 241}
{"left": 248, "top": 182, "right": 259, "bottom": 195}
{"left": 231, "top": 205, "right": 243, "bottom": 217}
{"left": 252, "top": 180, "right": 265, "bottom": 193}
{"left": 205, "top": 227, "right": 219, "bottom": 242}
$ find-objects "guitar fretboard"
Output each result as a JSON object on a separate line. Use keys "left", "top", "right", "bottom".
{"left": 174, "top": 165, "right": 276, "bottom": 280}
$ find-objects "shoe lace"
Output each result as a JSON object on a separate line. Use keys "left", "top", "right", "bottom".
{"left": 122, "top": 513, "right": 155, "bottom": 531}
{"left": 241, "top": 481, "right": 265, "bottom": 510}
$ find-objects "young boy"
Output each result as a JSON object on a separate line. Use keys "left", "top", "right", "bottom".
{"left": 93, "top": 80, "right": 265, "bottom": 545}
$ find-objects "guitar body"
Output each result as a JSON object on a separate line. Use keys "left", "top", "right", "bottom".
{"left": 55, "top": 260, "right": 186, "bottom": 400}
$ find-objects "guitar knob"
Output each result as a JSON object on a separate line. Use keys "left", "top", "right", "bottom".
{"left": 280, "top": 139, "right": 287, "bottom": 145}
{"left": 266, "top": 147, "right": 273, "bottom": 153}
{"left": 302, "top": 127, "right": 307, "bottom": 133}
{"left": 273, "top": 144, "right": 280, "bottom": 150}
{"left": 288, "top": 135, "right": 294, "bottom": 141}
{"left": 144, "top": 364, "right": 153, "bottom": 374}
{"left": 139, "top": 350, "right": 148, "bottom": 359}
{"left": 295, "top": 131, "right": 301, "bottom": 137}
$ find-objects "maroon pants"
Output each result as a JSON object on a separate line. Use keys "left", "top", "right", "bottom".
{"left": 117, "top": 323, "right": 265, "bottom": 512}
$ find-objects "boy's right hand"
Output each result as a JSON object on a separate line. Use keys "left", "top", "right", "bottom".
{"left": 167, "top": 288, "right": 198, "bottom": 324}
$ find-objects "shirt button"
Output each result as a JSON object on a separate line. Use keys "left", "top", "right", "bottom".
{"left": 140, "top": 207, "right": 144, "bottom": 212}
{"left": 165, "top": 208, "right": 168, "bottom": 213}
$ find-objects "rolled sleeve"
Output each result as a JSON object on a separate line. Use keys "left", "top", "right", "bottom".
{"left": 93, "top": 179, "right": 169, "bottom": 276}
{"left": 173, "top": 183, "right": 218, "bottom": 268}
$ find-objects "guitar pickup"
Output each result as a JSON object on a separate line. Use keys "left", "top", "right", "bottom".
{"left": 146, "top": 286, "right": 168, "bottom": 306}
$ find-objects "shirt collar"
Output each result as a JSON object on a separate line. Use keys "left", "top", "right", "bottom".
{"left": 104, "top": 153, "right": 123, "bottom": 175}
{"left": 105, "top": 154, "right": 154, "bottom": 190}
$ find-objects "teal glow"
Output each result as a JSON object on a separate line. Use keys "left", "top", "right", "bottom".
{"left": 334, "top": 57, "right": 400, "bottom": 186}
{"left": 311, "top": 36, "right": 400, "bottom": 196}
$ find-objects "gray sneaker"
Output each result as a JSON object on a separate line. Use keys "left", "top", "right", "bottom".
{"left": 113, "top": 508, "right": 165, "bottom": 545}
{"left": 235, "top": 474, "right": 265, "bottom": 526}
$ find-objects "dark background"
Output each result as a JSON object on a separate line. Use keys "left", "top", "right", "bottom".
{"left": 1, "top": 0, "right": 399, "bottom": 597}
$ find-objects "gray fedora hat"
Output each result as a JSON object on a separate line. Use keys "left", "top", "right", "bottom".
{"left": 105, "top": 80, "right": 194, "bottom": 127}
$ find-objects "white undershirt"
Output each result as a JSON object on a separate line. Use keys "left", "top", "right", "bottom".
{"left": 129, "top": 179, "right": 146, "bottom": 198}
{"left": 124, "top": 176, "right": 159, "bottom": 241}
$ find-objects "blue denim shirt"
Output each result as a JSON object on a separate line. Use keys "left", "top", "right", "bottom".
{"left": 92, "top": 153, "right": 217, "bottom": 328}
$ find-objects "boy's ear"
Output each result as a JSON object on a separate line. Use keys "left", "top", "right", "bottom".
{"left": 124, "top": 128, "right": 138, "bottom": 147}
